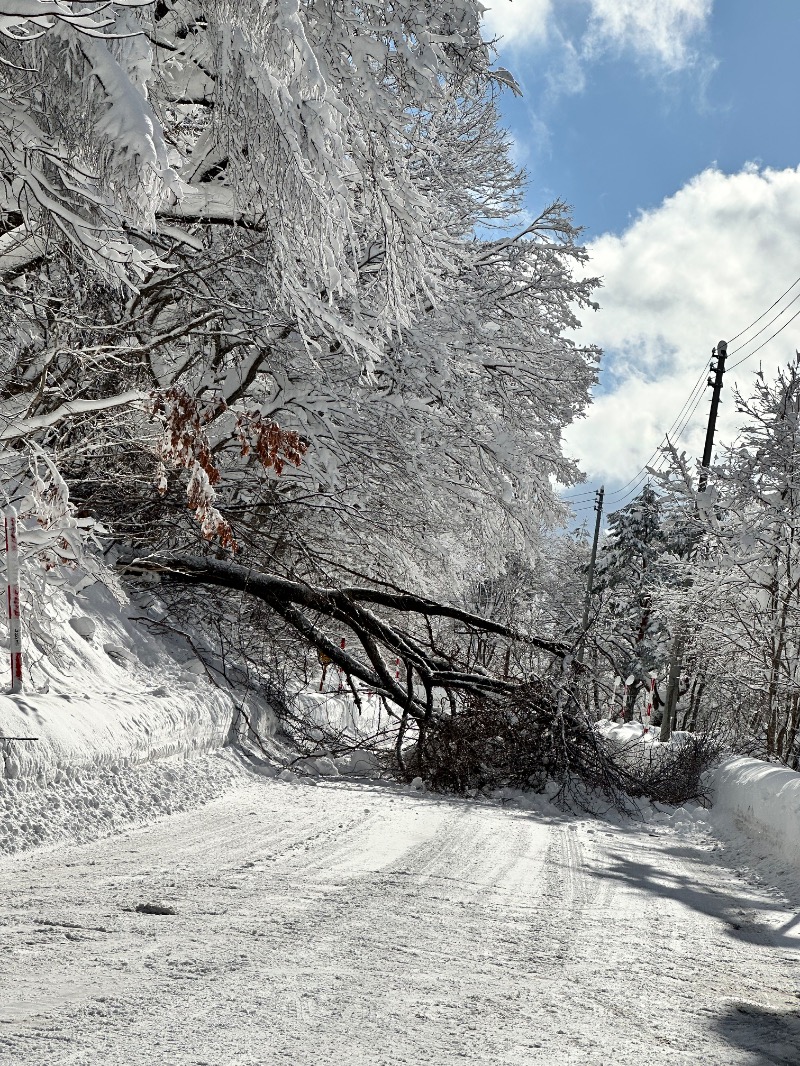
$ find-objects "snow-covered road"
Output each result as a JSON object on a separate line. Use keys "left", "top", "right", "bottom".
{"left": 1, "top": 768, "right": 799, "bottom": 1065}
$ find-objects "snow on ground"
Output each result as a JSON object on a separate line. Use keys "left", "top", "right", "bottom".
{"left": 710, "top": 757, "right": 800, "bottom": 868}
{"left": 596, "top": 722, "right": 800, "bottom": 893}
{"left": 706, "top": 757, "right": 800, "bottom": 905}
{"left": 1, "top": 769, "right": 799, "bottom": 1065}
{"left": 0, "top": 577, "right": 289, "bottom": 854}
{"left": 596, "top": 718, "right": 697, "bottom": 759}
{"left": 0, "top": 581, "right": 241, "bottom": 784}
{"left": 2, "top": 597, "right": 800, "bottom": 1063}
{"left": 293, "top": 686, "right": 387, "bottom": 741}
{"left": 0, "top": 581, "right": 381, "bottom": 854}
{"left": 0, "top": 749, "right": 245, "bottom": 855}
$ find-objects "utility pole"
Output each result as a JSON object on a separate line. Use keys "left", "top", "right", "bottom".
{"left": 577, "top": 485, "right": 604, "bottom": 665}
{"left": 698, "top": 340, "right": 727, "bottom": 492}
{"left": 661, "top": 342, "right": 727, "bottom": 740}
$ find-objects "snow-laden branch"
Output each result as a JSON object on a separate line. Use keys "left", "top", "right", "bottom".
{"left": 0, "top": 224, "right": 47, "bottom": 278}
{"left": 0, "top": 390, "right": 145, "bottom": 442}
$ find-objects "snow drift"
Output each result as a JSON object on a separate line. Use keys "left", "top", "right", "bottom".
{"left": 708, "top": 756, "right": 800, "bottom": 871}
{"left": 0, "top": 581, "right": 253, "bottom": 785}
{"left": 598, "top": 723, "right": 800, "bottom": 876}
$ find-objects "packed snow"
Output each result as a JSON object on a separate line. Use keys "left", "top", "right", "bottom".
{"left": 0, "top": 584, "right": 381, "bottom": 854}
{"left": 1, "top": 762, "right": 800, "bottom": 1065}
{"left": 0, "top": 581, "right": 239, "bottom": 785}
{"left": 1, "top": 598, "right": 800, "bottom": 1064}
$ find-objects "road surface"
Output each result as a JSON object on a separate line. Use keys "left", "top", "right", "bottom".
{"left": 1, "top": 764, "right": 799, "bottom": 1064}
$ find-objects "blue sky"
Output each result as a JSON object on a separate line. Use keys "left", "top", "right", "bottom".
{"left": 484, "top": 0, "right": 800, "bottom": 520}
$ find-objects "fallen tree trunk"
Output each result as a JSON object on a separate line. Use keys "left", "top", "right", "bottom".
{"left": 120, "top": 553, "right": 568, "bottom": 721}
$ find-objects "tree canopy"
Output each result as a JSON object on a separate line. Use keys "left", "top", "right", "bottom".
{"left": 1, "top": 0, "right": 600, "bottom": 598}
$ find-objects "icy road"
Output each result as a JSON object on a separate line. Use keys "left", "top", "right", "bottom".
{"left": 1, "top": 767, "right": 799, "bottom": 1065}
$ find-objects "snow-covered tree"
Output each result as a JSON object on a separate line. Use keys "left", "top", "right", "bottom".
{"left": 643, "top": 360, "right": 800, "bottom": 763}
{"left": 591, "top": 485, "right": 673, "bottom": 717}
{"left": 689, "top": 363, "right": 800, "bottom": 762}
{"left": 1, "top": 1, "right": 602, "bottom": 712}
{"left": 2, "top": 1, "right": 599, "bottom": 586}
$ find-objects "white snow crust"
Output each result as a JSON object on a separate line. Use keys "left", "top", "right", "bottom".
{"left": 597, "top": 722, "right": 800, "bottom": 884}
{"left": 0, "top": 583, "right": 388, "bottom": 855}
{"left": 2, "top": 773, "right": 800, "bottom": 1064}
{"left": 707, "top": 756, "right": 800, "bottom": 883}
{"left": 0, "top": 582, "right": 240, "bottom": 786}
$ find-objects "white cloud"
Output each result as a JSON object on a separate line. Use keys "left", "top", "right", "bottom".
{"left": 485, "top": 0, "right": 713, "bottom": 87}
{"left": 482, "top": 0, "right": 553, "bottom": 47}
{"left": 545, "top": 33, "right": 587, "bottom": 97}
{"left": 564, "top": 165, "right": 800, "bottom": 484}
{"left": 584, "top": 0, "right": 713, "bottom": 72}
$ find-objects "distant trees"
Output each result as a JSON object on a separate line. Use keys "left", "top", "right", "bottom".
{"left": 592, "top": 485, "right": 671, "bottom": 717}
{"left": 681, "top": 362, "right": 800, "bottom": 764}
{"left": 575, "top": 359, "right": 800, "bottom": 768}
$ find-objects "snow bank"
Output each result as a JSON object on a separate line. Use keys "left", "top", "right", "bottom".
{"left": 292, "top": 688, "right": 386, "bottom": 741}
{"left": 708, "top": 757, "right": 800, "bottom": 872}
{"left": 0, "top": 748, "right": 244, "bottom": 854}
{"left": 595, "top": 719, "right": 695, "bottom": 766}
{"left": 0, "top": 581, "right": 275, "bottom": 785}
{"left": 597, "top": 726, "right": 800, "bottom": 877}
{"left": 284, "top": 688, "right": 387, "bottom": 779}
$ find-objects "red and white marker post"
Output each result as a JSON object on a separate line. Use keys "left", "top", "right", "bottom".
{"left": 5, "top": 506, "right": 22, "bottom": 693}
{"left": 610, "top": 677, "right": 620, "bottom": 720}
{"left": 644, "top": 675, "right": 656, "bottom": 734}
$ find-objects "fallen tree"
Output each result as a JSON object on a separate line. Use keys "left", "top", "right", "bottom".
{"left": 121, "top": 552, "right": 569, "bottom": 764}
{"left": 119, "top": 553, "right": 718, "bottom": 811}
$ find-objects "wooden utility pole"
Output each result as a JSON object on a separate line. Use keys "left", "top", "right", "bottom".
{"left": 661, "top": 341, "right": 727, "bottom": 740}
{"left": 699, "top": 340, "right": 727, "bottom": 492}
{"left": 577, "top": 485, "right": 604, "bottom": 665}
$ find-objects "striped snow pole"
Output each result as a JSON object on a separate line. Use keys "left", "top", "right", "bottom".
{"left": 610, "top": 677, "right": 620, "bottom": 719}
{"left": 644, "top": 676, "right": 656, "bottom": 733}
{"left": 5, "top": 507, "right": 22, "bottom": 693}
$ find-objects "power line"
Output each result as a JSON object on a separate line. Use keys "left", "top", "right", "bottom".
{"left": 727, "top": 272, "right": 800, "bottom": 344}
{"left": 566, "top": 268, "right": 800, "bottom": 512}
{"left": 727, "top": 304, "right": 800, "bottom": 372}
{"left": 605, "top": 324, "right": 783, "bottom": 513}
{"left": 562, "top": 362, "right": 709, "bottom": 504}
{"left": 665, "top": 370, "right": 708, "bottom": 446}
{"left": 726, "top": 289, "right": 800, "bottom": 359}
{"left": 594, "top": 366, "right": 709, "bottom": 504}
{"left": 577, "top": 362, "right": 713, "bottom": 516}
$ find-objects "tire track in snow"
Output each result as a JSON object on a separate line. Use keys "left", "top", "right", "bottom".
{"left": 1, "top": 776, "right": 800, "bottom": 1064}
{"left": 560, "top": 820, "right": 800, "bottom": 1064}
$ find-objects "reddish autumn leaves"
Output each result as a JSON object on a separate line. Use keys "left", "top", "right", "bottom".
{"left": 234, "top": 409, "right": 307, "bottom": 475}
{"left": 151, "top": 387, "right": 308, "bottom": 546}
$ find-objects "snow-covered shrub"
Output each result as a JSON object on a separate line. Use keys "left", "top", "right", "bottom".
{"left": 596, "top": 723, "right": 720, "bottom": 806}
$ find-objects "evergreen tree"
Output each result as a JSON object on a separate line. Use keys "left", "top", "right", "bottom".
{"left": 594, "top": 484, "right": 671, "bottom": 718}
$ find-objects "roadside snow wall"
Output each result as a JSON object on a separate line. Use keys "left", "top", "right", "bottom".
{"left": 595, "top": 719, "right": 696, "bottom": 767}
{"left": 0, "top": 581, "right": 275, "bottom": 784}
{"left": 708, "top": 757, "right": 800, "bottom": 871}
